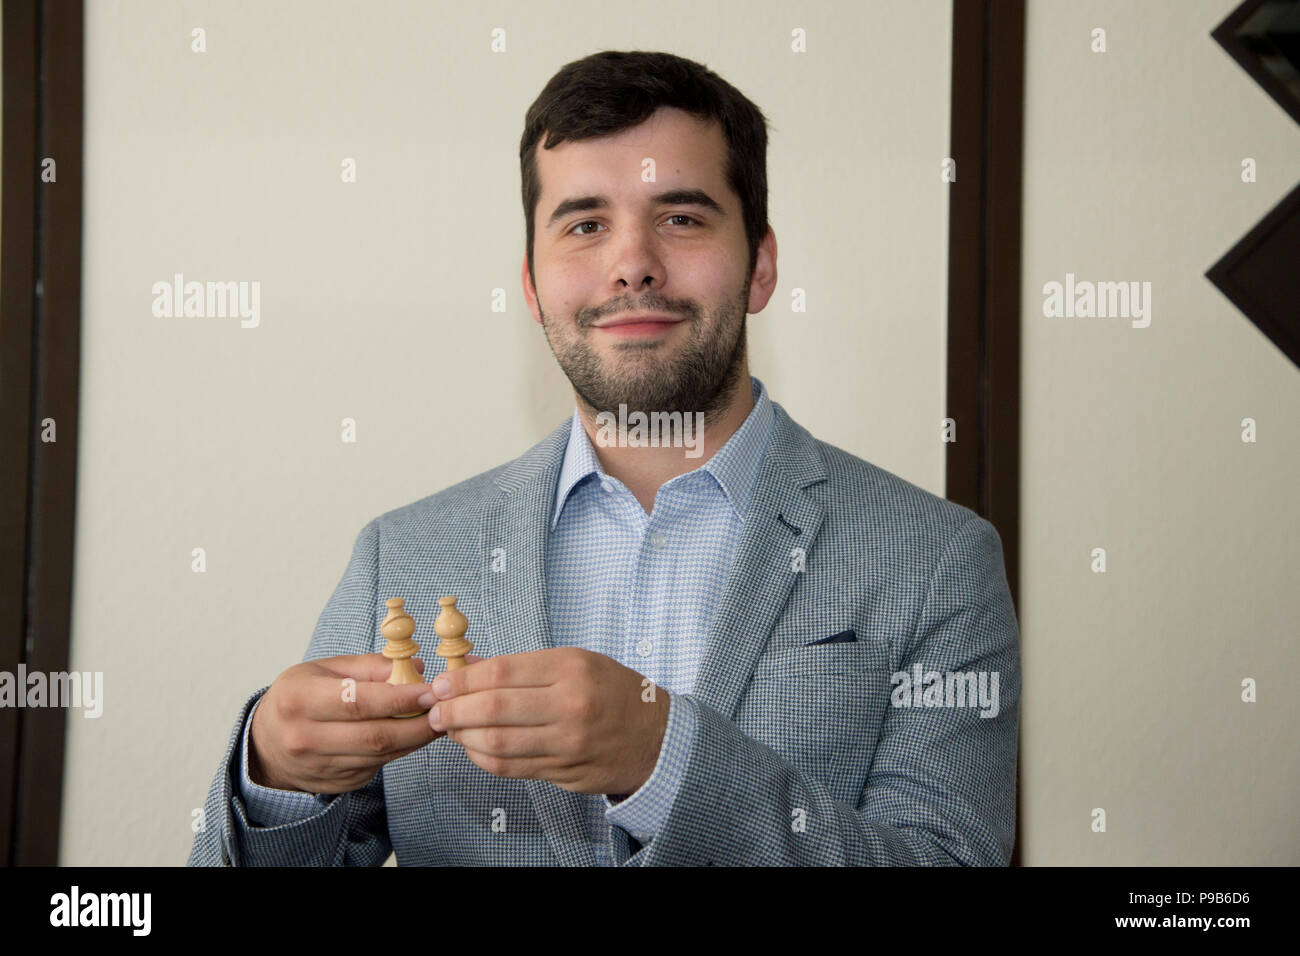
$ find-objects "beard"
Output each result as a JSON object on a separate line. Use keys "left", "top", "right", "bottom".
{"left": 538, "top": 280, "right": 750, "bottom": 428}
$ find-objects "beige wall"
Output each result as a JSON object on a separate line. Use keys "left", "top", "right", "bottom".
{"left": 63, "top": 1, "right": 952, "bottom": 864}
{"left": 1019, "top": 0, "right": 1300, "bottom": 863}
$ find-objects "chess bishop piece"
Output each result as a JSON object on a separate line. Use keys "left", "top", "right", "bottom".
{"left": 433, "top": 596, "right": 473, "bottom": 670}
{"left": 381, "top": 597, "right": 424, "bottom": 718}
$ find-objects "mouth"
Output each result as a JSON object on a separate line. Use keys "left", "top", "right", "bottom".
{"left": 592, "top": 314, "right": 685, "bottom": 338}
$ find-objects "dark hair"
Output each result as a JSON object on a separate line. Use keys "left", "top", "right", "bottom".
{"left": 520, "top": 50, "right": 770, "bottom": 288}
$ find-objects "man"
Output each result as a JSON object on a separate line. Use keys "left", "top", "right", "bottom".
{"left": 188, "top": 50, "right": 1019, "bottom": 867}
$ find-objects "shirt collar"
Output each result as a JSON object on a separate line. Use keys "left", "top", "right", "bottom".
{"left": 551, "top": 376, "right": 775, "bottom": 530}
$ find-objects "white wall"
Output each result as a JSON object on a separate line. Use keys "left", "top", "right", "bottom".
{"left": 1019, "top": 0, "right": 1300, "bottom": 863}
{"left": 64, "top": 0, "right": 951, "bottom": 864}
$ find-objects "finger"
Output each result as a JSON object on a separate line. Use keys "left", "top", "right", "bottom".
{"left": 449, "top": 725, "right": 558, "bottom": 759}
{"left": 433, "top": 648, "right": 562, "bottom": 699}
{"left": 430, "top": 686, "right": 555, "bottom": 732}
{"left": 306, "top": 673, "right": 434, "bottom": 722}
{"left": 325, "top": 733, "right": 444, "bottom": 772}
{"left": 310, "top": 713, "right": 443, "bottom": 758}
{"left": 457, "top": 745, "right": 554, "bottom": 781}
{"left": 309, "top": 653, "right": 416, "bottom": 684}
{"left": 322, "top": 743, "right": 434, "bottom": 780}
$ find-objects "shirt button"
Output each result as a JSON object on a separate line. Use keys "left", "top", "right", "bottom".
{"left": 649, "top": 532, "right": 666, "bottom": 549}
{"left": 636, "top": 640, "right": 653, "bottom": 657}
{"left": 601, "top": 480, "right": 613, "bottom": 493}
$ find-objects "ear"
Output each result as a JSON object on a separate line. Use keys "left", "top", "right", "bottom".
{"left": 745, "top": 226, "right": 779, "bottom": 315}
{"left": 521, "top": 254, "right": 542, "bottom": 325}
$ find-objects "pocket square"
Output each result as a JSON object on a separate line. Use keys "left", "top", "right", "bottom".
{"left": 805, "top": 628, "right": 857, "bottom": 646}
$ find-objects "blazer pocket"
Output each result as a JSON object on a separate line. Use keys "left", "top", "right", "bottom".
{"left": 752, "top": 636, "right": 882, "bottom": 680}
{"left": 805, "top": 628, "right": 857, "bottom": 646}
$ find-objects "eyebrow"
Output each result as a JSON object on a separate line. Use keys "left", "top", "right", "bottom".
{"left": 545, "top": 188, "right": 726, "bottom": 230}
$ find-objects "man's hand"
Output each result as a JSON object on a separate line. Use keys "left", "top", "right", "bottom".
{"left": 249, "top": 653, "right": 474, "bottom": 794}
{"left": 427, "top": 648, "right": 670, "bottom": 795}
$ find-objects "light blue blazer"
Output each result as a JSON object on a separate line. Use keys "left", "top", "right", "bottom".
{"left": 188, "top": 401, "right": 1020, "bottom": 865}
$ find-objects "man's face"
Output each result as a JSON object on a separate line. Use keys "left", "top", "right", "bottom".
{"left": 524, "top": 107, "right": 758, "bottom": 420}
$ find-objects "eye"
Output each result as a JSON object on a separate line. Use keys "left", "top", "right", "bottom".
{"left": 568, "top": 216, "right": 700, "bottom": 236}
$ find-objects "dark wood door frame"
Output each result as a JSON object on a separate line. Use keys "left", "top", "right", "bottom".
{"left": 946, "top": 0, "right": 1026, "bottom": 865}
{"left": 1, "top": 0, "right": 84, "bottom": 866}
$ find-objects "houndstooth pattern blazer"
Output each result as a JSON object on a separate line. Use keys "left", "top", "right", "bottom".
{"left": 187, "top": 400, "right": 1020, "bottom": 866}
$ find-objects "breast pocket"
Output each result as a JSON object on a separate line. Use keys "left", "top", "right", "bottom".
{"left": 740, "top": 639, "right": 893, "bottom": 802}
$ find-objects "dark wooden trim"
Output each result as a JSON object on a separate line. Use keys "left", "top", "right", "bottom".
{"left": 0, "top": 0, "right": 39, "bottom": 870}
{"left": 1211, "top": 0, "right": 1300, "bottom": 128}
{"left": 0, "top": 0, "right": 84, "bottom": 866}
{"left": 1206, "top": 182, "right": 1300, "bottom": 371}
{"left": 1208, "top": 0, "right": 1300, "bottom": 373}
{"left": 947, "top": 0, "right": 1025, "bottom": 865}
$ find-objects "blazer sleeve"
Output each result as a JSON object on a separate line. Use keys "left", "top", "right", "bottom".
{"left": 614, "top": 515, "right": 1020, "bottom": 866}
{"left": 238, "top": 696, "right": 339, "bottom": 825}
{"left": 187, "top": 518, "right": 394, "bottom": 866}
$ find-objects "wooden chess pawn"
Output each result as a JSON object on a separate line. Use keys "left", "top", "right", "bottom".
{"left": 434, "top": 596, "right": 472, "bottom": 670}
{"left": 381, "top": 597, "right": 424, "bottom": 718}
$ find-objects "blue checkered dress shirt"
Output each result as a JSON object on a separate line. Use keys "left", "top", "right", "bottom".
{"left": 237, "top": 376, "right": 776, "bottom": 864}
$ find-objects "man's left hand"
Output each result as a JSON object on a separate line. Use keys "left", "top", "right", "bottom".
{"left": 426, "top": 647, "right": 669, "bottom": 795}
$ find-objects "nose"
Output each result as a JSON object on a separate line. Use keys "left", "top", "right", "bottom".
{"left": 609, "top": 224, "right": 666, "bottom": 292}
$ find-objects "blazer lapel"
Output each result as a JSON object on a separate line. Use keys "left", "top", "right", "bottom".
{"left": 689, "top": 404, "right": 828, "bottom": 719}
{"left": 479, "top": 419, "right": 599, "bottom": 867}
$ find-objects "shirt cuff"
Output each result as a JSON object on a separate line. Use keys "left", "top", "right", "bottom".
{"left": 603, "top": 691, "right": 697, "bottom": 843}
{"left": 238, "top": 696, "right": 337, "bottom": 827}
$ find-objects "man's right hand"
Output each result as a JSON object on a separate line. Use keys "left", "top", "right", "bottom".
{"left": 248, "top": 653, "right": 471, "bottom": 794}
